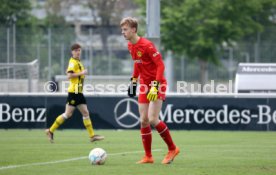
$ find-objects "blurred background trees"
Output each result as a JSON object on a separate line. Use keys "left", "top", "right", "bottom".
{"left": 135, "top": 0, "right": 276, "bottom": 85}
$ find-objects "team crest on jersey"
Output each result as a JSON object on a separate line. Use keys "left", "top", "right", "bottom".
{"left": 137, "top": 51, "right": 142, "bottom": 57}
{"left": 70, "top": 100, "right": 75, "bottom": 105}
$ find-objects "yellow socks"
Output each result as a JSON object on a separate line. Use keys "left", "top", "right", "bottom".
{"left": 49, "top": 114, "right": 94, "bottom": 138}
{"left": 49, "top": 114, "right": 66, "bottom": 133}
{"left": 83, "top": 116, "right": 94, "bottom": 137}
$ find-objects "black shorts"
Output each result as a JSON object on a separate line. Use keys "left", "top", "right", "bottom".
{"left": 67, "top": 93, "right": 87, "bottom": 106}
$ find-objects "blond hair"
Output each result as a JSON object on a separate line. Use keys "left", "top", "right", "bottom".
{"left": 120, "top": 17, "right": 138, "bottom": 32}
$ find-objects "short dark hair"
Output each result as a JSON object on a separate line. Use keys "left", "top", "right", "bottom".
{"left": 71, "top": 43, "right": 81, "bottom": 51}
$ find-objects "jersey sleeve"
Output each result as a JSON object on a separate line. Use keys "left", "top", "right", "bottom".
{"left": 128, "top": 43, "right": 140, "bottom": 79}
{"left": 67, "top": 60, "right": 76, "bottom": 73}
{"left": 132, "top": 62, "right": 140, "bottom": 78}
{"left": 147, "top": 43, "right": 165, "bottom": 82}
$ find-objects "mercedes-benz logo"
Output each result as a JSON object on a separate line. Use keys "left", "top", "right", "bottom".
{"left": 114, "top": 98, "right": 140, "bottom": 128}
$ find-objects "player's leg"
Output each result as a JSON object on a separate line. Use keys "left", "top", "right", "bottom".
{"left": 148, "top": 99, "right": 180, "bottom": 164}
{"left": 45, "top": 104, "right": 75, "bottom": 143}
{"left": 149, "top": 100, "right": 176, "bottom": 150}
{"left": 136, "top": 103, "right": 154, "bottom": 164}
{"left": 136, "top": 85, "right": 154, "bottom": 164}
{"left": 77, "top": 103, "right": 104, "bottom": 142}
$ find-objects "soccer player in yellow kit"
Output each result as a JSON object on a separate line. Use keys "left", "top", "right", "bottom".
{"left": 45, "top": 43, "right": 104, "bottom": 143}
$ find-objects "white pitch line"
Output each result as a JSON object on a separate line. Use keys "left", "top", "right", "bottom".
{"left": 0, "top": 149, "right": 162, "bottom": 171}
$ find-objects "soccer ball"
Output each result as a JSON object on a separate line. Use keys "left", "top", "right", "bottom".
{"left": 88, "top": 148, "right": 107, "bottom": 165}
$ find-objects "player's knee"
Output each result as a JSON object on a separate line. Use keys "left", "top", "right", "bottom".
{"left": 82, "top": 110, "right": 89, "bottom": 117}
{"left": 140, "top": 117, "right": 149, "bottom": 126}
{"left": 148, "top": 117, "right": 158, "bottom": 126}
{"left": 65, "top": 112, "right": 73, "bottom": 118}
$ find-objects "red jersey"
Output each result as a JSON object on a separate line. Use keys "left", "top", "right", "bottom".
{"left": 128, "top": 37, "right": 167, "bottom": 84}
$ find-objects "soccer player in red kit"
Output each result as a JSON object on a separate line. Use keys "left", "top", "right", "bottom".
{"left": 120, "top": 17, "right": 180, "bottom": 164}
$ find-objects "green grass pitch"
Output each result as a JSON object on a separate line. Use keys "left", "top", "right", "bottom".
{"left": 0, "top": 129, "right": 275, "bottom": 175}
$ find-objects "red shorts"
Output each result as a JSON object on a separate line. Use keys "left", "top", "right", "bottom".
{"left": 138, "top": 83, "right": 167, "bottom": 103}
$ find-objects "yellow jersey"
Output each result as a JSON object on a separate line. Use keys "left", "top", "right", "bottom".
{"left": 66, "top": 57, "right": 85, "bottom": 93}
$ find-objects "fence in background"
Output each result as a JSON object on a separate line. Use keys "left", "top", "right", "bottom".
{"left": 0, "top": 26, "right": 276, "bottom": 92}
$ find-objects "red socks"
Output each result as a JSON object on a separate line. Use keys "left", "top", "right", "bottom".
{"left": 140, "top": 121, "right": 176, "bottom": 157}
{"left": 140, "top": 126, "right": 152, "bottom": 157}
{"left": 155, "top": 121, "right": 176, "bottom": 151}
